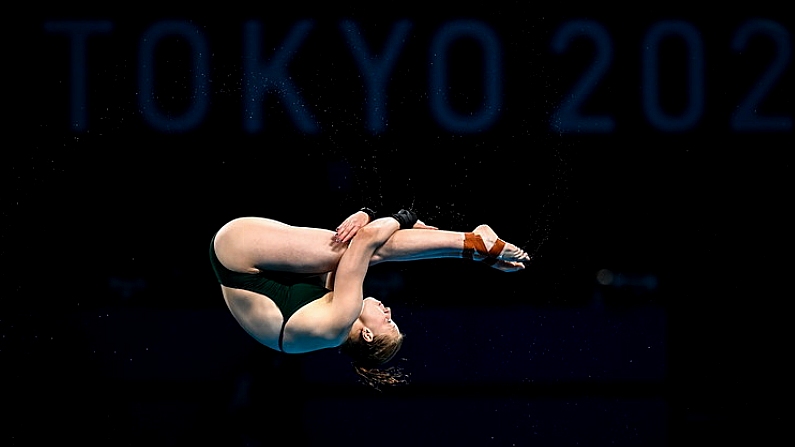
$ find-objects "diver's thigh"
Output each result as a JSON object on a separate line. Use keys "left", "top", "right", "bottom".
{"left": 215, "top": 217, "right": 345, "bottom": 273}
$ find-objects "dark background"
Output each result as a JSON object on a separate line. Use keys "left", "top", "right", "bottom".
{"left": 3, "top": 3, "right": 791, "bottom": 446}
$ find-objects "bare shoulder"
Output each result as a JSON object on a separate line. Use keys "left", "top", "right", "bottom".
{"left": 281, "top": 295, "right": 351, "bottom": 353}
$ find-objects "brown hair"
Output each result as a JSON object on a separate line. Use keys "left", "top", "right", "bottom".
{"left": 339, "top": 331, "right": 408, "bottom": 390}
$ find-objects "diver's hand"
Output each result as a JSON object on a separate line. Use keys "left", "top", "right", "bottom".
{"left": 334, "top": 210, "right": 371, "bottom": 244}
{"left": 413, "top": 220, "right": 438, "bottom": 230}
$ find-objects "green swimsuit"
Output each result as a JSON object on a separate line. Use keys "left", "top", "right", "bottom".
{"left": 209, "top": 235, "right": 329, "bottom": 352}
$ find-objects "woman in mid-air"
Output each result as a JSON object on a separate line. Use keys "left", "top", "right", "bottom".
{"left": 209, "top": 208, "right": 530, "bottom": 388}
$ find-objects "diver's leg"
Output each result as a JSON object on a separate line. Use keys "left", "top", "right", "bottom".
{"left": 369, "top": 229, "right": 464, "bottom": 263}
{"left": 213, "top": 217, "right": 345, "bottom": 274}
{"left": 214, "top": 217, "right": 529, "bottom": 274}
{"left": 371, "top": 225, "right": 529, "bottom": 270}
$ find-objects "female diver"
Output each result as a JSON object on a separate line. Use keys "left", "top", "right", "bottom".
{"left": 209, "top": 208, "right": 530, "bottom": 388}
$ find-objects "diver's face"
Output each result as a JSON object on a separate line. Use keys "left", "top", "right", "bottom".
{"left": 361, "top": 297, "right": 399, "bottom": 336}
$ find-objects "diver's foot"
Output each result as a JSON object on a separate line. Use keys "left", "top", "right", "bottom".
{"left": 463, "top": 225, "right": 530, "bottom": 272}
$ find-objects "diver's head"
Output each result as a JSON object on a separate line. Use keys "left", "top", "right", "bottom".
{"left": 340, "top": 297, "right": 406, "bottom": 389}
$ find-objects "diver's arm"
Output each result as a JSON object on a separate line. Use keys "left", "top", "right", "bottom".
{"left": 326, "top": 218, "right": 401, "bottom": 333}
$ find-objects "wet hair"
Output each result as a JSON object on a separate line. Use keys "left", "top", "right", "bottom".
{"left": 340, "top": 330, "right": 408, "bottom": 390}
